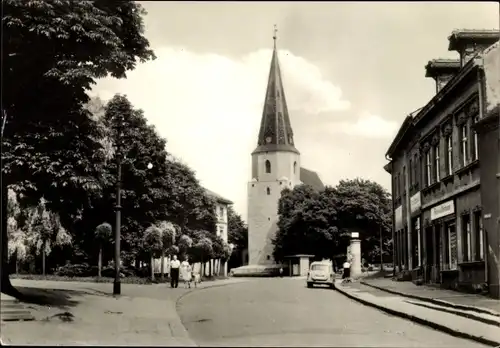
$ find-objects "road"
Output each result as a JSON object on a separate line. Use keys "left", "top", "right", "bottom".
{"left": 177, "top": 277, "right": 488, "bottom": 347}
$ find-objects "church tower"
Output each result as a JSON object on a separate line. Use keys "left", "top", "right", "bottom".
{"left": 247, "top": 26, "right": 301, "bottom": 265}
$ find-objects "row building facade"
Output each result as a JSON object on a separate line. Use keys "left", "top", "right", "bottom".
{"left": 384, "top": 29, "right": 500, "bottom": 298}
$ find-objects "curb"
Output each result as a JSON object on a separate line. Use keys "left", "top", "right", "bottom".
{"left": 335, "top": 284, "right": 500, "bottom": 347}
{"left": 360, "top": 281, "right": 500, "bottom": 317}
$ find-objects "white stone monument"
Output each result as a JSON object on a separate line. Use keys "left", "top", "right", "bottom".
{"left": 350, "top": 232, "right": 362, "bottom": 279}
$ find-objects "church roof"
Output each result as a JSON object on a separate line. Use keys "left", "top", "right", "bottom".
{"left": 204, "top": 188, "right": 233, "bottom": 205}
{"left": 253, "top": 26, "right": 299, "bottom": 155}
{"left": 300, "top": 167, "right": 325, "bottom": 191}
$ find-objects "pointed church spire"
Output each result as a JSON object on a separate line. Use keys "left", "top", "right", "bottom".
{"left": 253, "top": 25, "right": 299, "bottom": 155}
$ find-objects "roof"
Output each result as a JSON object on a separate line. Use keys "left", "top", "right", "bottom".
{"left": 413, "top": 57, "right": 481, "bottom": 126}
{"left": 424, "top": 59, "right": 461, "bottom": 78}
{"left": 204, "top": 188, "right": 233, "bottom": 205}
{"left": 253, "top": 29, "right": 299, "bottom": 155}
{"left": 448, "top": 29, "right": 499, "bottom": 51}
{"left": 385, "top": 115, "right": 414, "bottom": 158}
{"left": 300, "top": 167, "right": 325, "bottom": 191}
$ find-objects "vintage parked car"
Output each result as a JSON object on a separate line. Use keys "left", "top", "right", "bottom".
{"left": 307, "top": 261, "right": 335, "bottom": 289}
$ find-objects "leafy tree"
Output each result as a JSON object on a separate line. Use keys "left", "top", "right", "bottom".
{"left": 273, "top": 185, "right": 337, "bottom": 262}
{"left": 1, "top": 0, "right": 155, "bottom": 296}
{"left": 227, "top": 206, "right": 248, "bottom": 251}
{"left": 333, "top": 178, "right": 392, "bottom": 263}
{"left": 7, "top": 190, "right": 27, "bottom": 274}
{"left": 273, "top": 179, "right": 392, "bottom": 266}
{"left": 190, "top": 234, "right": 213, "bottom": 276}
{"left": 24, "top": 199, "right": 72, "bottom": 275}
{"left": 177, "top": 234, "right": 193, "bottom": 261}
{"left": 94, "top": 222, "right": 112, "bottom": 277}
{"left": 143, "top": 225, "right": 162, "bottom": 280}
{"left": 157, "top": 221, "right": 177, "bottom": 279}
{"left": 100, "top": 94, "right": 172, "bottom": 263}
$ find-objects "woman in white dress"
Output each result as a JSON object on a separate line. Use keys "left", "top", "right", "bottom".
{"left": 180, "top": 257, "right": 192, "bottom": 288}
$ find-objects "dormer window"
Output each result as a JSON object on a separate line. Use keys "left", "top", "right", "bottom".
{"left": 265, "top": 160, "right": 271, "bottom": 173}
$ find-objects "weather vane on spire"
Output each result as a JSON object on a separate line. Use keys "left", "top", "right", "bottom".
{"left": 273, "top": 24, "right": 278, "bottom": 46}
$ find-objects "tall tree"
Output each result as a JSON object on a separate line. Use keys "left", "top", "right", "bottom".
{"left": 2, "top": 0, "right": 155, "bottom": 296}
{"left": 273, "top": 185, "right": 337, "bottom": 262}
{"left": 227, "top": 206, "right": 248, "bottom": 251}
{"left": 333, "top": 178, "right": 392, "bottom": 263}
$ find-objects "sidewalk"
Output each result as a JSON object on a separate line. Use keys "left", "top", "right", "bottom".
{"left": 1, "top": 277, "right": 249, "bottom": 345}
{"left": 361, "top": 278, "right": 500, "bottom": 316}
{"left": 335, "top": 279, "right": 500, "bottom": 347}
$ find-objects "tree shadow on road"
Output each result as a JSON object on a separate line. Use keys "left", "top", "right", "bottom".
{"left": 14, "top": 287, "right": 86, "bottom": 309}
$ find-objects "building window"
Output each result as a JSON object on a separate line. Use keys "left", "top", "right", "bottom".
{"left": 402, "top": 166, "right": 406, "bottom": 192}
{"left": 219, "top": 206, "right": 224, "bottom": 219}
{"left": 473, "top": 211, "right": 484, "bottom": 261}
{"left": 445, "top": 135, "right": 453, "bottom": 176}
{"left": 413, "top": 153, "right": 418, "bottom": 187}
{"left": 460, "top": 124, "right": 468, "bottom": 167}
{"left": 293, "top": 161, "right": 297, "bottom": 174}
{"left": 433, "top": 143, "right": 440, "bottom": 182}
{"left": 471, "top": 116, "right": 479, "bottom": 161}
{"left": 265, "top": 160, "right": 271, "bottom": 173}
{"left": 425, "top": 151, "right": 432, "bottom": 186}
{"left": 462, "top": 214, "right": 471, "bottom": 262}
{"left": 267, "top": 255, "right": 271, "bottom": 260}
{"left": 409, "top": 159, "right": 413, "bottom": 187}
{"left": 266, "top": 187, "right": 271, "bottom": 195}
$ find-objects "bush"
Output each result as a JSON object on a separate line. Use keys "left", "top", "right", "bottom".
{"left": 55, "top": 263, "right": 97, "bottom": 277}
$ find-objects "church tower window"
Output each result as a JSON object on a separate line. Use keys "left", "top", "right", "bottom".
{"left": 293, "top": 161, "right": 297, "bottom": 174}
{"left": 265, "top": 160, "right": 271, "bottom": 173}
{"left": 266, "top": 187, "right": 271, "bottom": 195}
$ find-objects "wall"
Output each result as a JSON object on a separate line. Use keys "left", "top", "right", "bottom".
{"left": 477, "top": 120, "right": 500, "bottom": 298}
{"left": 215, "top": 202, "right": 228, "bottom": 243}
{"left": 483, "top": 42, "right": 500, "bottom": 112}
{"left": 251, "top": 151, "right": 301, "bottom": 186}
{"left": 247, "top": 179, "right": 287, "bottom": 265}
{"left": 248, "top": 150, "right": 299, "bottom": 265}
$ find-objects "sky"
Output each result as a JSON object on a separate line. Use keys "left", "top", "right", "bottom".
{"left": 90, "top": 2, "right": 499, "bottom": 222}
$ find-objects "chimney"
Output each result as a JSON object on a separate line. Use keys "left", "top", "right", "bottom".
{"left": 448, "top": 29, "right": 500, "bottom": 67}
{"left": 425, "top": 59, "right": 461, "bottom": 94}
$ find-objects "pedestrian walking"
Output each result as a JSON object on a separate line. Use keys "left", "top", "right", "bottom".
{"left": 181, "top": 257, "right": 193, "bottom": 289}
{"left": 170, "top": 255, "right": 180, "bottom": 288}
{"left": 342, "top": 259, "right": 351, "bottom": 283}
{"left": 279, "top": 267, "right": 283, "bottom": 277}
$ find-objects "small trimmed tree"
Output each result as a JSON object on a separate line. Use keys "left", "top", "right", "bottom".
{"left": 177, "top": 234, "right": 193, "bottom": 261}
{"left": 193, "top": 237, "right": 213, "bottom": 277}
{"left": 94, "top": 222, "right": 112, "bottom": 277}
{"left": 157, "top": 221, "right": 176, "bottom": 279}
{"left": 143, "top": 225, "right": 162, "bottom": 280}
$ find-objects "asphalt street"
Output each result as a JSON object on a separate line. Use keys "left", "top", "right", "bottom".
{"left": 177, "top": 277, "right": 488, "bottom": 347}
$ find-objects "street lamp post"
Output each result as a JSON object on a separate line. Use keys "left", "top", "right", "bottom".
{"left": 113, "top": 119, "right": 123, "bottom": 296}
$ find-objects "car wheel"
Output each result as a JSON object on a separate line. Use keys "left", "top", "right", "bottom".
{"left": 307, "top": 282, "right": 313, "bottom": 288}
{"left": 329, "top": 283, "right": 335, "bottom": 289}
